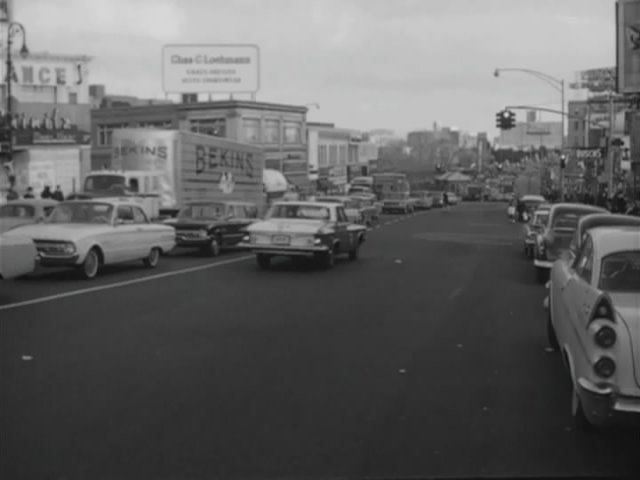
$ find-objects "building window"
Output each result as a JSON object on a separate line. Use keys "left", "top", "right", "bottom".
{"left": 264, "top": 119, "right": 280, "bottom": 144}
{"left": 68, "top": 92, "right": 78, "bottom": 105}
{"left": 243, "top": 118, "right": 260, "bottom": 143}
{"left": 265, "top": 158, "right": 281, "bottom": 170}
{"left": 139, "top": 120, "right": 173, "bottom": 129}
{"left": 329, "top": 145, "right": 338, "bottom": 166}
{"left": 190, "top": 118, "right": 226, "bottom": 137}
{"left": 574, "top": 121, "right": 580, "bottom": 131}
{"left": 339, "top": 145, "right": 348, "bottom": 165}
{"left": 283, "top": 121, "right": 301, "bottom": 144}
{"left": 97, "top": 123, "right": 129, "bottom": 146}
{"left": 318, "top": 145, "right": 328, "bottom": 167}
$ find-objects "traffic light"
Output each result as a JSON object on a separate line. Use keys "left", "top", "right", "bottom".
{"left": 495, "top": 110, "right": 516, "bottom": 130}
{"left": 560, "top": 154, "right": 566, "bottom": 169}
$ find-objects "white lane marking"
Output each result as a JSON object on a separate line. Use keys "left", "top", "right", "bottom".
{"left": 0, "top": 255, "right": 254, "bottom": 312}
{"left": 449, "top": 287, "right": 464, "bottom": 300}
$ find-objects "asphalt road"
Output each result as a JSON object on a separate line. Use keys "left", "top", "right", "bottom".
{"left": 1, "top": 203, "right": 639, "bottom": 480}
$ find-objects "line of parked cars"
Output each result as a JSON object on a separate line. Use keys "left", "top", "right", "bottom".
{"left": 519, "top": 199, "right": 640, "bottom": 431}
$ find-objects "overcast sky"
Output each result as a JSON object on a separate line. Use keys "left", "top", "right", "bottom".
{"left": 18, "top": 0, "right": 615, "bottom": 137}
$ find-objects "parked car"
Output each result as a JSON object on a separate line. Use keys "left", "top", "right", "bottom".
{"left": 171, "top": 201, "right": 259, "bottom": 256}
{"left": 447, "top": 192, "right": 460, "bottom": 205}
{"left": 0, "top": 199, "right": 59, "bottom": 234}
{"left": 347, "top": 195, "right": 379, "bottom": 226}
{"left": 0, "top": 234, "right": 37, "bottom": 280}
{"left": 410, "top": 191, "right": 434, "bottom": 210}
{"left": 240, "top": 201, "right": 367, "bottom": 270}
{"left": 545, "top": 226, "right": 640, "bottom": 430}
{"left": 523, "top": 206, "right": 551, "bottom": 258}
{"left": 563, "top": 213, "right": 640, "bottom": 262}
{"left": 316, "top": 196, "right": 362, "bottom": 223}
{"left": 532, "top": 203, "right": 608, "bottom": 283}
{"left": 350, "top": 192, "right": 382, "bottom": 221}
{"left": 1, "top": 199, "right": 176, "bottom": 279}
{"left": 431, "top": 191, "right": 445, "bottom": 208}
{"left": 382, "top": 193, "right": 414, "bottom": 214}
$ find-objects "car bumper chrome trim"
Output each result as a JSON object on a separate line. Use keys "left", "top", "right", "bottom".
{"left": 534, "top": 259, "right": 553, "bottom": 269}
{"left": 36, "top": 253, "right": 80, "bottom": 266}
{"left": 239, "top": 243, "right": 330, "bottom": 255}
{"left": 577, "top": 377, "right": 640, "bottom": 425}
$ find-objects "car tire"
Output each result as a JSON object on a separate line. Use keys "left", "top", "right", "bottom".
{"left": 78, "top": 248, "right": 100, "bottom": 280}
{"left": 143, "top": 247, "right": 161, "bottom": 268}
{"left": 572, "top": 384, "right": 594, "bottom": 431}
{"left": 256, "top": 253, "right": 271, "bottom": 270}
{"left": 319, "top": 247, "right": 335, "bottom": 269}
{"left": 535, "top": 266, "right": 547, "bottom": 284}
{"left": 202, "top": 237, "right": 220, "bottom": 257}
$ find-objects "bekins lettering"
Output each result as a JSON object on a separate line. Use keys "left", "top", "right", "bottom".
{"left": 195, "top": 145, "right": 254, "bottom": 178}
{"left": 114, "top": 144, "right": 168, "bottom": 160}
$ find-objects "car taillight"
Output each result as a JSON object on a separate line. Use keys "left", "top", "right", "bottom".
{"left": 594, "top": 357, "right": 616, "bottom": 378}
{"left": 594, "top": 326, "right": 616, "bottom": 348}
{"left": 592, "top": 298, "right": 615, "bottom": 321}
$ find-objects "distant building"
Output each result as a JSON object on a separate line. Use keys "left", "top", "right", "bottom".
{"left": 89, "top": 85, "right": 174, "bottom": 109}
{"left": 566, "top": 99, "right": 626, "bottom": 148}
{"left": 367, "top": 129, "right": 401, "bottom": 146}
{"left": 499, "top": 121, "right": 563, "bottom": 149}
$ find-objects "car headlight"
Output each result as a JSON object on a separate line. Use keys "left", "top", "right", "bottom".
{"left": 62, "top": 242, "right": 77, "bottom": 254}
{"left": 243, "top": 234, "right": 250, "bottom": 242}
{"left": 198, "top": 229, "right": 208, "bottom": 237}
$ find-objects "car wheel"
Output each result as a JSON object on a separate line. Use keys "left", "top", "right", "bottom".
{"left": 547, "top": 306, "right": 559, "bottom": 352}
{"left": 571, "top": 384, "right": 594, "bottom": 431}
{"left": 79, "top": 248, "right": 100, "bottom": 280}
{"left": 202, "top": 237, "right": 220, "bottom": 257}
{"left": 319, "top": 247, "right": 335, "bottom": 269}
{"left": 143, "top": 247, "right": 161, "bottom": 268}
{"left": 535, "top": 266, "right": 547, "bottom": 284}
{"left": 256, "top": 253, "right": 271, "bottom": 270}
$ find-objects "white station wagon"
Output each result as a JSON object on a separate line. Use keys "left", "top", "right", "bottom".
{"left": 2, "top": 199, "right": 176, "bottom": 279}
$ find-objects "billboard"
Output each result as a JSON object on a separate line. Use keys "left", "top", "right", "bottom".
{"left": 162, "top": 44, "right": 260, "bottom": 94}
{"left": 572, "top": 67, "right": 616, "bottom": 92}
{"left": 616, "top": 0, "right": 640, "bottom": 93}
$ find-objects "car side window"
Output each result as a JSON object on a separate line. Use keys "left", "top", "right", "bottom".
{"left": 132, "top": 207, "right": 149, "bottom": 224}
{"left": 244, "top": 205, "right": 258, "bottom": 218}
{"left": 233, "top": 205, "right": 247, "bottom": 219}
{"left": 336, "top": 207, "right": 348, "bottom": 223}
{"left": 575, "top": 237, "right": 594, "bottom": 282}
{"left": 117, "top": 206, "right": 135, "bottom": 223}
{"left": 43, "top": 206, "right": 55, "bottom": 217}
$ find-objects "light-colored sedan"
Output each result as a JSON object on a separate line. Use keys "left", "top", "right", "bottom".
{"left": 0, "top": 199, "right": 59, "bottom": 234}
{"left": 0, "top": 234, "right": 37, "bottom": 280}
{"left": 240, "top": 201, "right": 366, "bottom": 270}
{"left": 545, "top": 226, "right": 640, "bottom": 430}
{"left": 2, "top": 199, "right": 176, "bottom": 279}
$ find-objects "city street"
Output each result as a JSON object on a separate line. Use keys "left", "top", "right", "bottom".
{"left": 1, "top": 203, "right": 639, "bottom": 480}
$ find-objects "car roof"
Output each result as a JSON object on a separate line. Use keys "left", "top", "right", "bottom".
{"left": 185, "top": 200, "right": 255, "bottom": 206}
{"left": 4, "top": 198, "right": 59, "bottom": 207}
{"left": 589, "top": 226, "right": 640, "bottom": 257}
{"left": 521, "top": 195, "right": 545, "bottom": 201}
{"left": 550, "top": 203, "right": 608, "bottom": 215}
{"left": 61, "top": 198, "right": 140, "bottom": 208}
{"left": 272, "top": 201, "right": 337, "bottom": 208}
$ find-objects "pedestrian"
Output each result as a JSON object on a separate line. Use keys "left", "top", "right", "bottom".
{"left": 41, "top": 185, "right": 53, "bottom": 199}
{"left": 52, "top": 185, "right": 64, "bottom": 201}
{"left": 23, "top": 186, "right": 35, "bottom": 199}
{"left": 442, "top": 191, "right": 450, "bottom": 212}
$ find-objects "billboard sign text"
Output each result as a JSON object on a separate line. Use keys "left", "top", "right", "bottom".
{"left": 162, "top": 44, "right": 260, "bottom": 94}
{"left": 617, "top": 0, "right": 640, "bottom": 93}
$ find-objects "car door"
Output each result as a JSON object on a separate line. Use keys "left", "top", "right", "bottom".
{"left": 335, "top": 206, "right": 353, "bottom": 253}
{"left": 114, "top": 205, "right": 142, "bottom": 261}
{"left": 132, "top": 206, "right": 155, "bottom": 256}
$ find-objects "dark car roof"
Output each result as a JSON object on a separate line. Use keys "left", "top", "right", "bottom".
{"left": 550, "top": 203, "right": 607, "bottom": 217}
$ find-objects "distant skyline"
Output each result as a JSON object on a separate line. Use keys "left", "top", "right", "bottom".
{"left": 16, "top": 0, "right": 614, "bottom": 136}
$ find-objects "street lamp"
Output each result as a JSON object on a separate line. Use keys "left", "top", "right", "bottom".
{"left": 4, "top": 21, "right": 29, "bottom": 167}
{"left": 494, "top": 67, "right": 565, "bottom": 198}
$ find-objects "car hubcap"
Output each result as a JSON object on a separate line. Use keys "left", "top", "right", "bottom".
{"left": 85, "top": 252, "right": 98, "bottom": 277}
{"left": 150, "top": 249, "right": 159, "bottom": 265}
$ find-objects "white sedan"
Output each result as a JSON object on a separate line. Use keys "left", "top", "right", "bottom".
{"left": 2, "top": 199, "right": 176, "bottom": 279}
{"left": 0, "top": 234, "right": 37, "bottom": 280}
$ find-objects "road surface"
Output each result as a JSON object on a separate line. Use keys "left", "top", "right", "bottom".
{"left": 1, "top": 204, "right": 639, "bottom": 480}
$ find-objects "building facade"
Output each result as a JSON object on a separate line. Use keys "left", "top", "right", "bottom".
{"left": 90, "top": 100, "right": 310, "bottom": 190}
{"left": 0, "top": 47, "right": 93, "bottom": 199}
{"left": 307, "top": 122, "right": 370, "bottom": 192}
{"left": 566, "top": 99, "right": 627, "bottom": 149}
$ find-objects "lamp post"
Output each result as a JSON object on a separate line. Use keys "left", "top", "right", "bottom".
{"left": 4, "top": 21, "right": 29, "bottom": 166}
{"left": 494, "top": 67, "right": 565, "bottom": 199}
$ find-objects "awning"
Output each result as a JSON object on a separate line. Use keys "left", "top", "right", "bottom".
{"left": 263, "top": 168, "right": 291, "bottom": 193}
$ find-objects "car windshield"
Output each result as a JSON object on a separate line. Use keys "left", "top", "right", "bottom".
{"left": 533, "top": 213, "right": 549, "bottom": 226}
{"left": 551, "top": 212, "right": 585, "bottom": 230}
{"left": 47, "top": 202, "right": 114, "bottom": 224}
{"left": 599, "top": 251, "right": 640, "bottom": 292}
{"left": 0, "top": 204, "right": 35, "bottom": 218}
{"left": 178, "top": 203, "right": 225, "bottom": 220}
{"left": 268, "top": 204, "right": 331, "bottom": 220}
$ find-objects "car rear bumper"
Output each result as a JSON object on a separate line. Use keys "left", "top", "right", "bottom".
{"left": 238, "top": 243, "right": 330, "bottom": 257}
{"left": 577, "top": 378, "right": 640, "bottom": 427}
{"left": 534, "top": 259, "right": 553, "bottom": 269}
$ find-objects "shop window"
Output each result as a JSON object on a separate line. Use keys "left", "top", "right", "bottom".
{"left": 339, "top": 145, "right": 348, "bottom": 165}
{"left": 284, "top": 122, "right": 301, "bottom": 144}
{"left": 190, "top": 118, "right": 226, "bottom": 137}
{"left": 318, "top": 145, "right": 328, "bottom": 166}
{"left": 243, "top": 118, "right": 261, "bottom": 143}
{"left": 264, "top": 119, "right": 280, "bottom": 144}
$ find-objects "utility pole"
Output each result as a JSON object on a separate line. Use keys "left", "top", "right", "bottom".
{"left": 607, "top": 90, "right": 615, "bottom": 195}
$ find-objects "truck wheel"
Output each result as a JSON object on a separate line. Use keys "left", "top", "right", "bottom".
{"left": 202, "top": 237, "right": 220, "bottom": 257}
{"left": 256, "top": 254, "right": 271, "bottom": 270}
